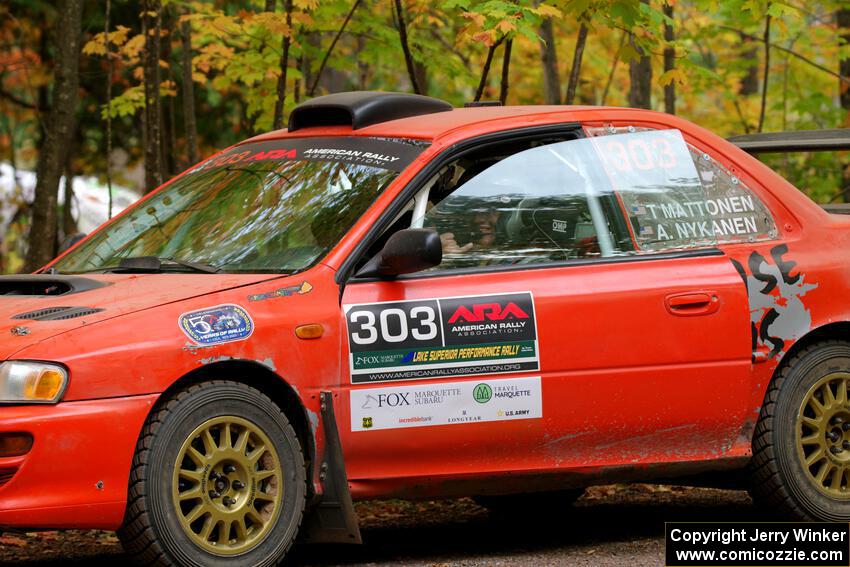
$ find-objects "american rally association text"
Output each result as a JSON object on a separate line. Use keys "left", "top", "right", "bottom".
{"left": 669, "top": 527, "right": 847, "bottom": 546}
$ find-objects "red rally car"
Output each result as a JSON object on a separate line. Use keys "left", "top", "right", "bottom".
{"left": 1, "top": 91, "right": 848, "bottom": 565}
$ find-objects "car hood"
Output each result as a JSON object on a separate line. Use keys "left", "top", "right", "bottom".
{"left": 0, "top": 273, "right": 281, "bottom": 359}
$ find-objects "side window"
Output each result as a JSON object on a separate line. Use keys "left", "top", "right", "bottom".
{"left": 689, "top": 148, "right": 778, "bottom": 243}
{"left": 587, "top": 125, "right": 778, "bottom": 245}
{"left": 413, "top": 129, "right": 718, "bottom": 271}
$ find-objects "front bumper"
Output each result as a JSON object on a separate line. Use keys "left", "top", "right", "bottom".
{"left": 0, "top": 394, "right": 157, "bottom": 530}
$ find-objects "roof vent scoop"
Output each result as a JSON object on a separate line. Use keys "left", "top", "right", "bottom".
{"left": 287, "top": 91, "right": 453, "bottom": 132}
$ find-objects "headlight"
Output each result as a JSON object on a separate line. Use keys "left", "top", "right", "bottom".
{"left": 0, "top": 361, "right": 68, "bottom": 404}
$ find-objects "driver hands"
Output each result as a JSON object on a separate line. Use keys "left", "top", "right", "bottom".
{"left": 440, "top": 232, "right": 474, "bottom": 254}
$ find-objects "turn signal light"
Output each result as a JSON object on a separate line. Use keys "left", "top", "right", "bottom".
{"left": 0, "top": 361, "right": 68, "bottom": 403}
{"left": 295, "top": 324, "right": 324, "bottom": 340}
{"left": 0, "top": 432, "right": 33, "bottom": 457}
{"left": 23, "top": 369, "right": 65, "bottom": 401}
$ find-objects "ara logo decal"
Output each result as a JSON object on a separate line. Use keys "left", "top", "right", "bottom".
{"left": 448, "top": 302, "right": 530, "bottom": 324}
{"left": 179, "top": 304, "right": 254, "bottom": 346}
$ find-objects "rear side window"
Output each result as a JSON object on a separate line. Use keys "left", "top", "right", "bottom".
{"left": 587, "top": 125, "right": 778, "bottom": 245}
{"left": 690, "top": 149, "right": 778, "bottom": 243}
{"left": 413, "top": 128, "right": 720, "bottom": 271}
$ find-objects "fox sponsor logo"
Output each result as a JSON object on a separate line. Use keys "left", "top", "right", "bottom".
{"left": 361, "top": 392, "right": 410, "bottom": 409}
{"left": 448, "top": 302, "right": 530, "bottom": 324}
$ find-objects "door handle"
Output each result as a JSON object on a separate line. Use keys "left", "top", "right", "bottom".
{"left": 665, "top": 292, "right": 719, "bottom": 316}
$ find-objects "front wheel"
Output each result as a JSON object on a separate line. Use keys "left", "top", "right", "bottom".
{"left": 118, "top": 380, "right": 306, "bottom": 566}
{"left": 750, "top": 341, "right": 850, "bottom": 520}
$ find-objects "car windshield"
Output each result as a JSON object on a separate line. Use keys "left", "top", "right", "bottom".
{"left": 53, "top": 137, "right": 426, "bottom": 274}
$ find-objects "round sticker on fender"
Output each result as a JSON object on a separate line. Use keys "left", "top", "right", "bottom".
{"left": 178, "top": 304, "right": 254, "bottom": 346}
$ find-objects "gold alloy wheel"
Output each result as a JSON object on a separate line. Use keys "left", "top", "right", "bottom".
{"left": 796, "top": 372, "right": 850, "bottom": 499}
{"left": 171, "top": 415, "right": 283, "bottom": 555}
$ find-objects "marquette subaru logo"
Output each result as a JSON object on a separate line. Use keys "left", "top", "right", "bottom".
{"left": 448, "top": 302, "right": 529, "bottom": 323}
{"left": 362, "top": 417, "right": 373, "bottom": 429}
{"left": 473, "top": 383, "right": 492, "bottom": 403}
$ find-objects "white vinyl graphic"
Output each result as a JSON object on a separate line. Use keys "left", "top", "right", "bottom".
{"left": 350, "top": 376, "right": 542, "bottom": 431}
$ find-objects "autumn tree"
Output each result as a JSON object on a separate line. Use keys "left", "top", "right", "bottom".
{"left": 25, "top": 0, "right": 83, "bottom": 271}
{"left": 628, "top": 0, "right": 652, "bottom": 109}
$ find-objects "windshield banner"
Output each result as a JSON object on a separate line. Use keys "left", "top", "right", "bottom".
{"left": 188, "top": 136, "right": 425, "bottom": 175}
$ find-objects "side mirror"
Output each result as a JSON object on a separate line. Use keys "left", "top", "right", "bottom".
{"left": 355, "top": 228, "right": 442, "bottom": 279}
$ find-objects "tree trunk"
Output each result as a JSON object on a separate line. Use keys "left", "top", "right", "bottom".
{"left": 166, "top": 81, "right": 179, "bottom": 173}
{"left": 539, "top": 17, "right": 560, "bottom": 104}
{"left": 663, "top": 2, "right": 675, "bottom": 114}
{"left": 757, "top": 14, "right": 771, "bottom": 133}
{"left": 160, "top": 12, "right": 177, "bottom": 175}
{"left": 273, "top": 0, "right": 293, "bottom": 130}
{"left": 840, "top": 8, "right": 850, "bottom": 120}
{"left": 308, "top": 1, "right": 360, "bottom": 96}
{"left": 356, "top": 35, "right": 369, "bottom": 90}
{"left": 474, "top": 37, "right": 504, "bottom": 102}
{"left": 413, "top": 60, "right": 428, "bottom": 96}
{"left": 628, "top": 37, "right": 652, "bottom": 108}
{"left": 264, "top": 0, "right": 276, "bottom": 11}
{"left": 142, "top": 0, "right": 164, "bottom": 193}
{"left": 62, "top": 149, "right": 76, "bottom": 238}
{"left": 838, "top": 9, "right": 850, "bottom": 202}
{"left": 181, "top": 18, "right": 198, "bottom": 166}
{"left": 499, "top": 39, "right": 512, "bottom": 105}
{"left": 739, "top": 33, "right": 759, "bottom": 95}
{"left": 25, "top": 0, "right": 83, "bottom": 271}
{"left": 105, "top": 0, "right": 114, "bottom": 218}
{"left": 394, "top": 0, "right": 422, "bottom": 94}
{"left": 565, "top": 22, "right": 588, "bottom": 105}
{"left": 627, "top": 0, "right": 652, "bottom": 109}
{"left": 601, "top": 32, "right": 626, "bottom": 105}
{"left": 36, "top": 27, "right": 49, "bottom": 140}
{"left": 294, "top": 52, "right": 305, "bottom": 102}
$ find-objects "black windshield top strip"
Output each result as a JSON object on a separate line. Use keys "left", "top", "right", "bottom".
{"left": 191, "top": 136, "right": 427, "bottom": 175}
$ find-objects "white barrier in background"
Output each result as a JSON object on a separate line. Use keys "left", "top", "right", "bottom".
{"left": 0, "top": 162, "right": 139, "bottom": 236}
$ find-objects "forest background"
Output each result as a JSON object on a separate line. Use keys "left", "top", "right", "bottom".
{"left": 1, "top": 0, "right": 849, "bottom": 273}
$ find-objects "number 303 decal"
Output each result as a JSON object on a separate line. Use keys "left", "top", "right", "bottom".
{"left": 349, "top": 305, "right": 438, "bottom": 345}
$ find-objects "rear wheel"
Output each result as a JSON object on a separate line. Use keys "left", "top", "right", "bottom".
{"left": 118, "top": 380, "right": 306, "bottom": 566}
{"left": 750, "top": 341, "right": 850, "bottom": 520}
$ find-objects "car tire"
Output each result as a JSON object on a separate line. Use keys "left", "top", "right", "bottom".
{"left": 474, "top": 488, "right": 584, "bottom": 516}
{"left": 118, "top": 380, "right": 306, "bottom": 567}
{"left": 750, "top": 340, "right": 850, "bottom": 520}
